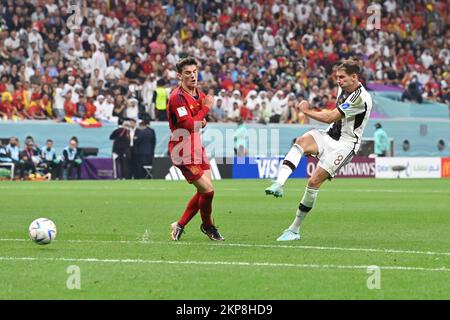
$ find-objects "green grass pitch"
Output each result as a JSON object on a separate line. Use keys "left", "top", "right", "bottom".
{"left": 0, "top": 178, "right": 449, "bottom": 299}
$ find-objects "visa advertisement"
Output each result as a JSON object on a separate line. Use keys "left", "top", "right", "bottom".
{"left": 232, "top": 157, "right": 308, "bottom": 179}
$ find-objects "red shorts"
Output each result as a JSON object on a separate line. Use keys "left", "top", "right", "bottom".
{"left": 176, "top": 162, "right": 211, "bottom": 184}
{"left": 170, "top": 144, "right": 211, "bottom": 183}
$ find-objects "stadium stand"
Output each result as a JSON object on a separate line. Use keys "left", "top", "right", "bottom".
{"left": 0, "top": 0, "right": 448, "bottom": 125}
{"left": 0, "top": 0, "right": 449, "bottom": 179}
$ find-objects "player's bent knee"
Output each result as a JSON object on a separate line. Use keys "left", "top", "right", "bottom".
{"left": 295, "top": 136, "right": 306, "bottom": 146}
{"left": 198, "top": 186, "right": 214, "bottom": 193}
{"left": 296, "top": 135, "right": 316, "bottom": 154}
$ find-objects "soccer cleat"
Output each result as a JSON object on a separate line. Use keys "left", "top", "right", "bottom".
{"left": 200, "top": 224, "right": 224, "bottom": 241}
{"left": 170, "top": 222, "right": 184, "bottom": 241}
{"left": 276, "top": 229, "right": 301, "bottom": 241}
{"left": 265, "top": 182, "right": 284, "bottom": 198}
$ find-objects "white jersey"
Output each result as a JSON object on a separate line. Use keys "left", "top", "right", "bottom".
{"left": 326, "top": 83, "right": 372, "bottom": 152}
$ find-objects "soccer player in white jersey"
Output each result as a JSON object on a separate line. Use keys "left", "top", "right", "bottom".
{"left": 265, "top": 58, "right": 373, "bottom": 241}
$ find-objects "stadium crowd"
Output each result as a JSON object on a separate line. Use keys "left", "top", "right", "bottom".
{"left": 0, "top": 0, "right": 449, "bottom": 126}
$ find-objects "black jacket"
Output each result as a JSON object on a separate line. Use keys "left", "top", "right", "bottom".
{"left": 110, "top": 127, "right": 131, "bottom": 153}
{"left": 134, "top": 127, "right": 156, "bottom": 157}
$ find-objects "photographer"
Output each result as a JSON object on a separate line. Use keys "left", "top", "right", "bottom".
{"left": 110, "top": 121, "right": 132, "bottom": 179}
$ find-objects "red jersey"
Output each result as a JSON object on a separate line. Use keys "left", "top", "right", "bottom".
{"left": 167, "top": 86, "right": 209, "bottom": 166}
{"left": 64, "top": 100, "right": 77, "bottom": 117}
{"left": 85, "top": 102, "right": 96, "bottom": 118}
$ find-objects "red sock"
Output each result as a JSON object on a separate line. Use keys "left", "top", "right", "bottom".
{"left": 198, "top": 191, "right": 214, "bottom": 227}
{"left": 178, "top": 192, "right": 200, "bottom": 227}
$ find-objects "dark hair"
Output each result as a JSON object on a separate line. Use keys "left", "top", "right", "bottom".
{"left": 335, "top": 58, "right": 361, "bottom": 76}
{"left": 402, "top": 139, "right": 410, "bottom": 151}
{"left": 176, "top": 57, "right": 198, "bottom": 73}
{"left": 438, "top": 139, "right": 445, "bottom": 151}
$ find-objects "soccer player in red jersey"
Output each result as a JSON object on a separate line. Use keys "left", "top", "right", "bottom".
{"left": 167, "top": 57, "right": 224, "bottom": 241}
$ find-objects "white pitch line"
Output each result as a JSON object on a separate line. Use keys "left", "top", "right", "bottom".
{"left": 0, "top": 185, "right": 447, "bottom": 193}
{"left": 0, "top": 256, "right": 448, "bottom": 273}
{"left": 287, "top": 189, "right": 449, "bottom": 194}
{"left": 1, "top": 238, "right": 450, "bottom": 257}
{"left": 170, "top": 241, "right": 450, "bottom": 257}
{"left": 218, "top": 188, "right": 449, "bottom": 194}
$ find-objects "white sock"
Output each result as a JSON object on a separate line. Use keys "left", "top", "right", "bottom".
{"left": 289, "top": 186, "right": 319, "bottom": 232}
{"left": 276, "top": 144, "right": 304, "bottom": 186}
{"left": 288, "top": 209, "right": 308, "bottom": 232}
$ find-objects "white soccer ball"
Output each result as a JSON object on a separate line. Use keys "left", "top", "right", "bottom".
{"left": 29, "top": 218, "right": 57, "bottom": 245}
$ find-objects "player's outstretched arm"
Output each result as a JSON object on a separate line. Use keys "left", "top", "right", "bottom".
{"left": 299, "top": 100, "right": 343, "bottom": 124}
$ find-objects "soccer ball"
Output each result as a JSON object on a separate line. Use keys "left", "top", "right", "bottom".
{"left": 29, "top": 218, "right": 57, "bottom": 245}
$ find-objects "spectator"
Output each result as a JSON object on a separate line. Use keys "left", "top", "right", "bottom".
{"left": 95, "top": 95, "right": 117, "bottom": 122}
{"left": 230, "top": 90, "right": 242, "bottom": 109}
{"left": 245, "top": 90, "right": 258, "bottom": 112}
{"left": 63, "top": 90, "right": 78, "bottom": 118}
{"left": 269, "top": 90, "right": 286, "bottom": 123}
{"left": 260, "top": 100, "right": 272, "bottom": 124}
{"left": 113, "top": 95, "right": 127, "bottom": 124}
{"left": 85, "top": 97, "right": 97, "bottom": 119}
{"left": 401, "top": 76, "right": 424, "bottom": 104}
{"left": 105, "top": 60, "right": 123, "bottom": 83}
{"left": 374, "top": 123, "right": 389, "bottom": 157}
{"left": 240, "top": 100, "right": 252, "bottom": 122}
{"left": 0, "top": 0, "right": 447, "bottom": 127}
{"left": 91, "top": 43, "right": 107, "bottom": 79}
{"left": 210, "top": 97, "right": 226, "bottom": 122}
{"left": 76, "top": 95, "right": 88, "bottom": 119}
{"left": 26, "top": 100, "right": 47, "bottom": 120}
{"left": 123, "top": 98, "right": 139, "bottom": 121}
{"left": 141, "top": 73, "right": 157, "bottom": 120}
{"left": 227, "top": 101, "right": 241, "bottom": 122}
{"left": 53, "top": 82, "right": 66, "bottom": 121}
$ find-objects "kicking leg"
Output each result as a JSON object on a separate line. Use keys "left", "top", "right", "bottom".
{"left": 265, "top": 133, "right": 319, "bottom": 197}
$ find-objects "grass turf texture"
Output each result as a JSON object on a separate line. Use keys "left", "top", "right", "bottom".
{"left": 0, "top": 178, "right": 449, "bottom": 299}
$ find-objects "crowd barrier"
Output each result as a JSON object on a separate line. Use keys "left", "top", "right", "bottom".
{"left": 2, "top": 156, "right": 449, "bottom": 180}
{"left": 156, "top": 156, "right": 449, "bottom": 180}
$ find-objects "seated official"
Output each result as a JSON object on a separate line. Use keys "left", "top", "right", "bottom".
{"left": 61, "top": 138, "right": 83, "bottom": 180}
